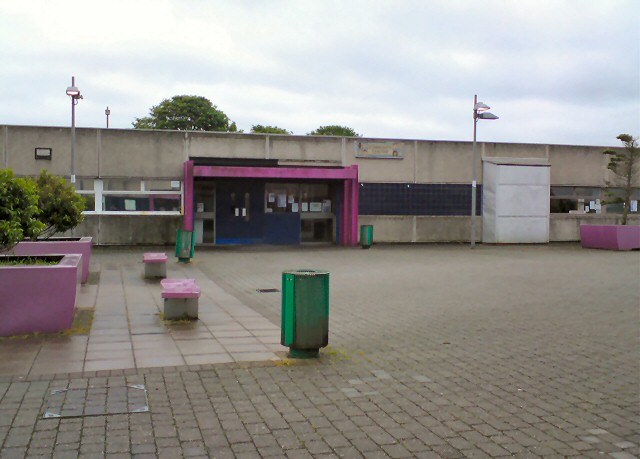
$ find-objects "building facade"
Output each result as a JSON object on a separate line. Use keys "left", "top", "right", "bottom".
{"left": 2, "top": 125, "right": 638, "bottom": 245}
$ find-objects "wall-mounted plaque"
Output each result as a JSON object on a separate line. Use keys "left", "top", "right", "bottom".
{"left": 35, "top": 147, "right": 52, "bottom": 160}
{"left": 355, "top": 141, "right": 405, "bottom": 159}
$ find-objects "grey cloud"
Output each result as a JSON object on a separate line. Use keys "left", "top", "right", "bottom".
{"left": 0, "top": 0, "right": 637, "bottom": 146}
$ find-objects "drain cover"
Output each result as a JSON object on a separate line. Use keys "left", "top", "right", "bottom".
{"left": 256, "top": 288, "right": 280, "bottom": 293}
{"left": 43, "top": 384, "right": 149, "bottom": 419}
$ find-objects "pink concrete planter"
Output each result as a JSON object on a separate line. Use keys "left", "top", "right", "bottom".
{"left": 0, "top": 254, "right": 82, "bottom": 337}
{"left": 12, "top": 237, "right": 92, "bottom": 283}
{"left": 580, "top": 224, "right": 640, "bottom": 251}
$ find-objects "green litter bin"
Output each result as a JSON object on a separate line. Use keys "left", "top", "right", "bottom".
{"left": 281, "top": 270, "right": 329, "bottom": 358}
{"left": 360, "top": 225, "right": 373, "bottom": 249}
{"left": 175, "top": 228, "right": 196, "bottom": 263}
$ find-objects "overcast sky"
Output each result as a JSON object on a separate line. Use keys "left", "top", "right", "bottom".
{"left": 1, "top": 0, "right": 638, "bottom": 146}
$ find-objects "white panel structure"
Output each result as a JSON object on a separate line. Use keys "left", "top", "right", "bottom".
{"left": 482, "top": 157, "right": 550, "bottom": 243}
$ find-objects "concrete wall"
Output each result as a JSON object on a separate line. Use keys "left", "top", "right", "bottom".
{"left": 189, "top": 132, "right": 266, "bottom": 159}
{"left": 2, "top": 125, "right": 620, "bottom": 187}
{"left": 66, "top": 215, "right": 181, "bottom": 245}
{"left": 272, "top": 136, "right": 343, "bottom": 163}
{"left": 550, "top": 214, "right": 640, "bottom": 241}
{"left": 359, "top": 216, "right": 479, "bottom": 243}
{"left": 99, "top": 129, "right": 184, "bottom": 178}
{"left": 360, "top": 214, "right": 640, "bottom": 244}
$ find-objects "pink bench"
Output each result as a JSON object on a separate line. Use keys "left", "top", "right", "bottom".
{"left": 161, "top": 278, "right": 200, "bottom": 319}
{"left": 143, "top": 252, "right": 167, "bottom": 278}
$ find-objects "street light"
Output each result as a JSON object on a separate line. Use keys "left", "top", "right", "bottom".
{"left": 66, "top": 76, "right": 83, "bottom": 184}
{"left": 105, "top": 106, "right": 111, "bottom": 128}
{"left": 470, "top": 94, "right": 498, "bottom": 248}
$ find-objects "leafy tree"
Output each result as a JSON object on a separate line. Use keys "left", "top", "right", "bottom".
{"left": 35, "top": 170, "right": 85, "bottom": 238}
{"left": 603, "top": 134, "right": 640, "bottom": 225}
{"left": 251, "top": 125, "right": 291, "bottom": 135}
{"left": 133, "top": 95, "right": 238, "bottom": 132}
{"left": 307, "top": 125, "right": 360, "bottom": 137}
{"left": 0, "top": 169, "right": 44, "bottom": 253}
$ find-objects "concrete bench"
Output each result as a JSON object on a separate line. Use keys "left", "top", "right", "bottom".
{"left": 143, "top": 252, "right": 167, "bottom": 278}
{"left": 161, "top": 278, "right": 200, "bottom": 320}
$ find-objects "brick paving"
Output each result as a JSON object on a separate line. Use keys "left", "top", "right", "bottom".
{"left": 0, "top": 243, "right": 638, "bottom": 458}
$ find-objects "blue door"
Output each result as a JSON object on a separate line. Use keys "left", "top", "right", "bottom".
{"left": 215, "top": 181, "right": 265, "bottom": 244}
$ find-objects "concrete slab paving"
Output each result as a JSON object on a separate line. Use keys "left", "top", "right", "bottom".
{"left": 0, "top": 243, "right": 638, "bottom": 458}
{"left": 0, "top": 248, "right": 285, "bottom": 380}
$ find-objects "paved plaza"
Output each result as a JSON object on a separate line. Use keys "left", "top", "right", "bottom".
{"left": 0, "top": 243, "right": 638, "bottom": 458}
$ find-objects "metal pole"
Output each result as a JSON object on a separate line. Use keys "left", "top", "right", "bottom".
{"left": 105, "top": 106, "right": 110, "bottom": 128}
{"left": 470, "top": 95, "right": 477, "bottom": 248}
{"left": 70, "top": 76, "right": 76, "bottom": 184}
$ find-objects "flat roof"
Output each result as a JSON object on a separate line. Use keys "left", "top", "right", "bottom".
{"left": 483, "top": 156, "right": 551, "bottom": 166}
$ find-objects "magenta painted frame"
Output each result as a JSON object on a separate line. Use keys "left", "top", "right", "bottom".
{"left": 184, "top": 162, "right": 359, "bottom": 246}
{"left": 12, "top": 237, "right": 92, "bottom": 283}
{"left": 580, "top": 224, "right": 640, "bottom": 251}
{"left": 183, "top": 161, "right": 195, "bottom": 232}
{"left": 0, "top": 254, "right": 82, "bottom": 336}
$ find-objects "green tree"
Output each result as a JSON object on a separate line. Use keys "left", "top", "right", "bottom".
{"left": 133, "top": 95, "right": 238, "bottom": 132}
{"left": 251, "top": 125, "right": 291, "bottom": 135}
{"left": 35, "top": 170, "right": 85, "bottom": 238}
{"left": 0, "top": 169, "right": 44, "bottom": 253}
{"left": 307, "top": 125, "right": 360, "bottom": 137}
{"left": 603, "top": 134, "right": 640, "bottom": 225}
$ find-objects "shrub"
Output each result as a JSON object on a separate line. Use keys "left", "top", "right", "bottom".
{"left": 0, "top": 169, "right": 44, "bottom": 253}
{"left": 35, "top": 169, "right": 85, "bottom": 238}
{"left": 603, "top": 134, "right": 639, "bottom": 225}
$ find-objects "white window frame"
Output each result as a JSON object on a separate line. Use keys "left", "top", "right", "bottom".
{"left": 81, "top": 179, "right": 183, "bottom": 215}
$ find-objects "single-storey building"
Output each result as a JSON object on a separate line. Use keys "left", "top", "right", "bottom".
{"left": 2, "top": 124, "right": 638, "bottom": 246}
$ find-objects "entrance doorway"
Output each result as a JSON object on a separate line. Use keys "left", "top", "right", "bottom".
{"left": 215, "top": 181, "right": 265, "bottom": 244}
{"left": 186, "top": 162, "right": 359, "bottom": 246}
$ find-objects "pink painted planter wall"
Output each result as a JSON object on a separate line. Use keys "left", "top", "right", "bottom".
{"left": 0, "top": 254, "right": 82, "bottom": 336}
{"left": 12, "top": 237, "right": 92, "bottom": 283}
{"left": 580, "top": 225, "right": 640, "bottom": 251}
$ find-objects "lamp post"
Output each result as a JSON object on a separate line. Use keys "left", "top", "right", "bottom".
{"left": 470, "top": 94, "right": 498, "bottom": 248}
{"left": 105, "top": 106, "right": 111, "bottom": 128}
{"left": 66, "top": 77, "right": 83, "bottom": 184}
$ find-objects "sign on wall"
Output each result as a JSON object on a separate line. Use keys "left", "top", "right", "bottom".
{"left": 355, "top": 141, "right": 405, "bottom": 159}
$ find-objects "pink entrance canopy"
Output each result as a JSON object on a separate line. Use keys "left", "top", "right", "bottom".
{"left": 183, "top": 161, "right": 359, "bottom": 246}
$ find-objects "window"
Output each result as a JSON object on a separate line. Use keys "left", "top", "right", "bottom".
{"left": 550, "top": 186, "right": 640, "bottom": 214}
{"left": 265, "top": 183, "right": 333, "bottom": 214}
{"left": 550, "top": 186, "right": 602, "bottom": 214}
{"left": 602, "top": 188, "right": 640, "bottom": 214}
{"left": 80, "top": 178, "right": 182, "bottom": 214}
{"left": 265, "top": 184, "right": 299, "bottom": 214}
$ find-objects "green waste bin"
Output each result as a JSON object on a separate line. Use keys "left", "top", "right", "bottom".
{"left": 281, "top": 270, "right": 329, "bottom": 358}
{"left": 175, "top": 229, "right": 196, "bottom": 263}
{"left": 360, "top": 225, "right": 373, "bottom": 249}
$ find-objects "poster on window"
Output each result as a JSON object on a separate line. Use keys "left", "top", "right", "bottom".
{"left": 301, "top": 202, "right": 309, "bottom": 212}
{"left": 124, "top": 199, "right": 136, "bottom": 211}
{"left": 322, "top": 199, "right": 331, "bottom": 213}
{"left": 277, "top": 193, "right": 287, "bottom": 208}
{"left": 310, "top": 202, "right": 322, "bottom": 212}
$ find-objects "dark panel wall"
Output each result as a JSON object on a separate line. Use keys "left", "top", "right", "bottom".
{"left": 359, "top": 183, "right": 482, "bottom": 216}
